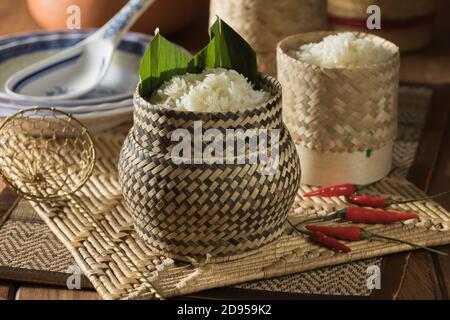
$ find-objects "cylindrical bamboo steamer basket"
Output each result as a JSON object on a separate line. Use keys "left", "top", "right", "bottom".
{"left": 209, "top": 0, "right": 328, "bottom": 76}
{"left": 328, "top": 0, "right": 436, "bottom": 52}
{"left": 118, "top": 75, "right": 301, "bottom": 262}
{"left": 277, "top": 31, "right": 399, "bottom": 186}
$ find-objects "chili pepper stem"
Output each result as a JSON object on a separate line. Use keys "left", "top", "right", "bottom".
{"left": 288, "top": 220, "right": 313, "bottom": 236}
{"left": 292, "top": 210, "right": 345, "bottom": 229}
{"left": 354, "top": 184, "right": 365, "bottom": 194}
{"left": 363, "top": 230, "right": 447, "bottom": 256}
{"left": 394, "top": 190, "right": 450, "bottom": 205}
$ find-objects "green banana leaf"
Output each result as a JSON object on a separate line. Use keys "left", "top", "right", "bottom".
{"left": 139, "top": 17, "right": 259, "bottom": 99}
{"left": 139, "top": 32, "right": 194, "bottom": 99}
{"left": 191, "top": 17, "right": 259, "bottom": 87}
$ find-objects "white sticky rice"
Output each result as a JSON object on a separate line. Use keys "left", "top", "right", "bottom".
{"left": 150, "top": 68, "right": 271, "bottom": 112}
{"left": 296, "top": 32, "right": 396, "bottom": 68}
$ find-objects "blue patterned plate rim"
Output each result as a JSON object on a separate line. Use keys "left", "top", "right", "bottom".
{"left": 0, "top": 30, "right": 152, "bottom": 106}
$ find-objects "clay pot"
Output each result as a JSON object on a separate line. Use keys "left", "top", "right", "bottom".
{"left": 328, "top": 0, "right": 437, "bottom": 51}
{"left": 26, "top": 0, "right": 200, "bottom": 35}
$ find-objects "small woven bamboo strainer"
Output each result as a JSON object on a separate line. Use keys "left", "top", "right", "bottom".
{"left": 0, "top": 107, "right": 163, "bottom": 299}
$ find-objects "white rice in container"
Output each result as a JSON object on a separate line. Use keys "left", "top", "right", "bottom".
{"left": 150, "top": 68, "right": 271, "bottom": 112}
{"left": 296, "top": 32, "right": 397, "bottom": 68}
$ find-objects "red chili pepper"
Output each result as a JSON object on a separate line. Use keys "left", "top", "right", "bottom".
{"left": 346, "top": 190, "right": 450, "bottom": 208}
{"left": 341, "top": 207, "right": 417, "bottom": 224}
{"left": 288, "top": 221, "right": 351, "bottom": 253}
{"left": 310, "top": 232, "right": 352, "bottom": 253}
{"left": 305, "top": 225, "right": 361, "bottom": 241}
{"left": 305, "top": 225, "right": 447, "bottom": 256}
{"left": 296, "top": 207, "right": 418, "bottom": 225}
{"left": 303, "top": 183, "right": 360, "bottom": 198}
{"left": 346, "top": 195, "right": 389, "bottom": 208}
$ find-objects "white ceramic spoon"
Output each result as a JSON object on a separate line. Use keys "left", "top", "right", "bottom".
{"left": 5, "top": 0, "right": 155, "bottom": 101}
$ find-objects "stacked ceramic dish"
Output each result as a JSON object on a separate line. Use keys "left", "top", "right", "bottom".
{"left": 0, "top": 30, "right": 151, "bottom": 132}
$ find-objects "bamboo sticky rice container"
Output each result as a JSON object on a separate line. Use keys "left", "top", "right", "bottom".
{"left": 209, "top": 0, "right": 328, "bottom": 76}
{"left": 277, "top": 31, "right": 399, "bottom": 186}
{"left": 328, "top": 0, "right": 436, "bottom": 52}
{"left": 118, "top": 75, "right": 301, "bottom": 262}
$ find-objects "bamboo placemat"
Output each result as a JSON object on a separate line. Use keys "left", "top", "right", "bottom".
{"left": 29, "top": 168, "right": 450, "bottom": 300}
{"left": 0, "top": 85, "right": 445, "bottom": 299}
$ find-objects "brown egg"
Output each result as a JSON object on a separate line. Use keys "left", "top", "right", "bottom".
{"left": 26, "top": 0, "right": 200, "bottom": 35}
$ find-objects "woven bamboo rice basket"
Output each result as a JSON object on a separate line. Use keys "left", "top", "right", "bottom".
{"left": 328, "top": 0, "right": 436, "bottom": 52}
{"left": 209, "top": 0, "right": 328, "bottom": 76}
{"left": 277, "top": 31, "right": 399, "bottom": 186}
{"left": 118, "top": 75, "right": 301, "bottom": 262}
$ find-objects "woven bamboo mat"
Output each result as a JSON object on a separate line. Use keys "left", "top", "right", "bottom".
{"left": 1, "top": 85, "right": 445, "bottom": 299}
{"left": 0, "top": 200, "right": 74, "bottom": 273}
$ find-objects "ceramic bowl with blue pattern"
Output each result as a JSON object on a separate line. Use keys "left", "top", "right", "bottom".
{"left": 0, "top": 30, "right": 157, "bottom": 131}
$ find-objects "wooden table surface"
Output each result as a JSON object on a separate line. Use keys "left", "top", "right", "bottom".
{"left": 0, "top": 0, "right": 449, "bottom": 300}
